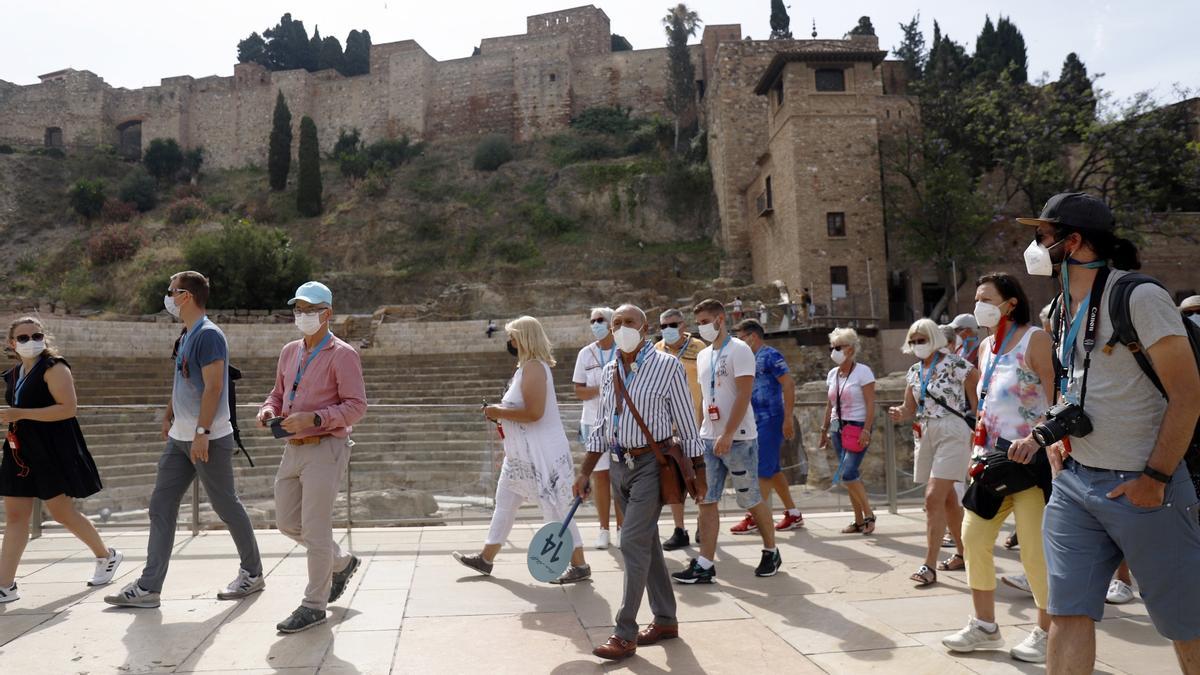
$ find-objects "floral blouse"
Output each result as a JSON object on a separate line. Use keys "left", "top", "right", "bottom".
{"left": 905, "top": 350, "right": 972, "bottom": 420}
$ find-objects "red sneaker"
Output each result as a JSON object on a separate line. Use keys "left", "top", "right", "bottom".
{"left": 730, "top": 513, "right": 758, "bottom": 535}
{"left": 775, "top": 511, "right": 804, "bottom": 531}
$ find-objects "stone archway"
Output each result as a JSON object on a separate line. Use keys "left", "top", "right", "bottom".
{"left": 44, "top": 126, "right": 63, "bottom": 149}
{"left": 117, "top": 120, "right": 142, "bottom": 160}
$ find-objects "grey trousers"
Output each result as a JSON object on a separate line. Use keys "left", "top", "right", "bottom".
{"left": 138, "top": 435, "right": 263, "bottom": 593}
{"left": 610, "top": 452, "right": 677, "bottom": 641}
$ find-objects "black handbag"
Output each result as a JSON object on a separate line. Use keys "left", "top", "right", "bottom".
{"left": 971, "top": 439, "right": 1041, "bottom": 497}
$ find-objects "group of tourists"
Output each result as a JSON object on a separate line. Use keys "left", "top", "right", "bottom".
{"left": 1, "top": 192, "right": 1198, "bottom": 672}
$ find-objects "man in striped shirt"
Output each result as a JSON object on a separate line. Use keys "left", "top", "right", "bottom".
{"left": 573, "top": 304, "right": 703, "bottom": 661}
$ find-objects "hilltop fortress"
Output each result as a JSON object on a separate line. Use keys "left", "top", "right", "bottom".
{"left": 1, "top": 5, "right": 930, "bottom": 317}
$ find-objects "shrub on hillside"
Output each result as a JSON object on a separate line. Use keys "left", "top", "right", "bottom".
{"left": 100, "top": 199, "right": 139, "bottom": 224}
{"left": 493, "top": 238, "right": 541, "bottom": 266}
{"left": 626, "top": 116, "right": 674, "bottom": 155}
{"left": 69, "top": 179, "right": 106, "bottom": 219}
{"left": 339, "top": 151, "right": 371, "bottom": 180}
{"left": 143, "top": 138, "right": 184, "bottom": 181}
{"left": 571, "top": 106, "right": 638, "bottom": 135}
{"left": 0, "top": 144, "right": 14, "bottom": 154}
{"left": 31, "top": 147, "right": 66, "bottom": 159}
{"left": 183, "top": 147, "right": 205, "bottom": 180}
{"left": 367, "top": 136, "right": 421, "bottom": 168}
{"left": 117, "top": 168, "right": 158, "bottom": 212}
{"left": 165, "top": 197, "right": 210, "bottom": 225}
{"left": 473, "top": 134, "right": 513, "bottom": 171}
{"left": 332, "top": 128, "right": 362, "bottom": 158}
{"left": 87, "top": 222, "right": 144, "bottom": 265}
{"left": 173, "top": 184, "right": 203, "bottom": 200}
{"left": 183, "top": 220, "right": 313, "bottom": 309}
{"left": 548, "top": 133, "right": 619, "bottom": 166}
{"left": 360, "top": 167, "right": 389, "bottom": 197}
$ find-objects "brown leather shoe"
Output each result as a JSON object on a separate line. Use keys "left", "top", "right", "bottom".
{"left": 592, "top": 635, "right": 636, "bottom": 660}
{"left": 636, "top": 623, "right": 679, "bottom": 645}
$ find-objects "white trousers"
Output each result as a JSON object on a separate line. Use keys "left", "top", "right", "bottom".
{"left": 485, "top": 484, "right": 583, "bottom": 549}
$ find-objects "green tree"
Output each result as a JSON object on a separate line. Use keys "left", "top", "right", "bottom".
{"left": 143, "top": 138, "right": 184, "bottom": 181}
{"left": 849, "top": 16, "right": 875, "bottom": 36}
{"left": 611, "top": 34, "right": 633, "bottom": 51}
{"left": 473, "top": 134, "right": 514, "bottom": 171}
{"left": 236, "top": 32, "right": 269, "bottom": 67}
{"left": 69, "top": 179, "right": 106, "bottom": 220}
{"left": 296, "top": 116, "right": 322, "bottom": 216}
{"left": 262, "top": 13, "right": 312, "bottom": 71}
{"left": 1053, "top": 53, "right": 1096, "bottom": 141}
{"left": 662, "top": 3, "right": 702, "bottom": 153}
{"left": 972, "top": 16, "right": 1027, "bottom": 83}
{"left": 117, "top": 168, "right": 158, "bottom": 212}
{"left": 893, "top": 14, "right": 925, "bottom": 83}
{"left": 184, "top": 220, "right": 313, "bottom": 309}
{"left": 308, "top": 27, "right": 323, "bottom": 72}
{"left": 268, "top": 91, "right": 292, "bottom": 191}
{"left": 769, "top": 0, "right": 792, "bottom": 39}
{"left": 318, "top": 35, "right": 344, "bottom": 72}
{"left": 343, "top": 30, "right": 372, "bottom": 76}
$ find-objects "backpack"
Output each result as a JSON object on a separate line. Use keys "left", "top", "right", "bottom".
{"left": 1053, "top": 273, "right": 1200, "bottom": 477}
{"left": 172, "top": 329, "right": 255, "bottom": 467}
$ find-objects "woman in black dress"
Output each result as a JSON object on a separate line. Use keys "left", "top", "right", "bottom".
{"left": 0, "top": 317, "right": 122, "bottom": 603}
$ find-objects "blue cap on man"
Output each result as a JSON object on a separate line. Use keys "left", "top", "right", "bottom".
{"left": 288, "top": 281, "right": 333, "bottom": 306}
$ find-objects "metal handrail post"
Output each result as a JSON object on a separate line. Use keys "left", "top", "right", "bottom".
{"left": 883, "top": 405, "right": 898, "bottom": 515}
{"left": 191, "top": 477, "right": 200, "bottom": 536}
{"left": 31, "top": 500, "right": 43, "bottom": 539}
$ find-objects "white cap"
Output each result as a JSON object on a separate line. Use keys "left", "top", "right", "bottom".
{"left": 949, "top": 314, "right": 979, "bottom": 330}
{"left": 1180, "top": 295, "right": 1200, "bottom": 312}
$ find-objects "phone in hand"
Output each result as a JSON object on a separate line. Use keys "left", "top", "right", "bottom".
{"left": 266, "top": 416, "right": 294, "bottom": 439}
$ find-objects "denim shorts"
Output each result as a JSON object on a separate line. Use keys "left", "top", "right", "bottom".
{"left": 702, "top": 438, "right": 762, "bottom": 509}
{"left": 831, "top": 424, "right": 868, "bottom": 483}
{"left": 755, "top": 414, "right": 784, "bottom": 479}
{"left": 1043, "top": 458, "right": 1200, "bottom": 640}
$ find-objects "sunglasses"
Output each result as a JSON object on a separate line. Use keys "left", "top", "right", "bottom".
{"left": 660, "top": 322, "right": 681, "bottom": 330}
{"left": 165, "top": 288, "right": 189, "bottom": 296}
{"left": 907, "top": 338, "right": 929, "bottom": 346}
{"left": 293, "top": 307, "right": 327, "bottom": 316}
{"left": 831, "top": 345, "right": 847, "bottom": 351}
{"left": 15, "top": 333, "right": 45, "bottom": 344}
{"left": 590, "top": 318, "right": 606, "bottom": 325}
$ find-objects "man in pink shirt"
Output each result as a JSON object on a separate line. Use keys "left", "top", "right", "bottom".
{"left": 257, "top": 281, "right": 367, "bottom": 633}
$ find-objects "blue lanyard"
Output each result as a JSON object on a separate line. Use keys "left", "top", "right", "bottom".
{"left": 667, "top": 337, "right": 692, "bottom": 361}
{"left": 1059, "top": 297, "right": 1090, "bottom": 397}
{"left": 175, "top": 316, "right": 207, "bottom": 372}
{"left": 595, "top": 344, "right": 614, "bottom": 369}
{"left": 916, "top": 353, "right": 943, "bottom": 413}
{"left": 978, "top": 326, "right": 1018, "bottom": 414}
{"left": 957, "top": 337, "right": 977, "bottom": 359}
{"left": 12, "top": 359, "right": 40, "bottom": 406}
{"left": 708, "top": 335, "right": 732, "bottom": 394}
{"left": 287, "top": 332, "right": 334, "bottom": 411}
{"left": 610, "top": 342, "right": 650, "bottom": 448}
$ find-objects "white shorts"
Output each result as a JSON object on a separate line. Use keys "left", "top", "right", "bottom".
{"left": 914, "top": 415, "right": 972, "bottom": 483}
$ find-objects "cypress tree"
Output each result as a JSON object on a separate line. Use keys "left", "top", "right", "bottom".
{"left": 769, "top": 0, "right": 792, "bottom": 40}
{"left": 893, "top": 13, "right": 925, "bottom": 82}
{"left": 268, "top": 91, "right": 292, "bottom": 191}
{"left": 344, "top": 30, "right": 372, "bottom": 76}
{"left": 319, "top": 36, "right": 344, "bottom": 73}
{"left": 296, "top": 116, "right": 322, "bottom": 217}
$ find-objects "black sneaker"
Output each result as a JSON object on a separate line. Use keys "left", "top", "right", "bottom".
{"left": 276, "top": 605, "right": 327, "bottom": 634}
{"left": 671, "top": 558, "right": 716, "bottom": 584}
{"left": 328, "top": 555, "right": 361, "bottom": 603}
{"left": 662, "top": 528, "right": 690, "bottom": 551}
{"left": 755, "top": 549, "right": 782, "bottom": 577}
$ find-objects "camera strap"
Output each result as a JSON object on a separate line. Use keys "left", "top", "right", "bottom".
{"left": 1059, "top": 266, "right": 1111, "bottom": 411}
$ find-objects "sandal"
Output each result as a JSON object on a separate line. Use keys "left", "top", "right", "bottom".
{"left": 1004, "top": 532, "right": 1019, "bottom": 550}
{"left": 841, "top": 521, "right": 865, "bottom": 534}
{"left": 937, "top": 553, "right": 965, "bottom": 571}
{"left": 862, "top": 515, "right": 877, "bottom": 535}
{"left": 910, "top": 564, "right": 937, "bottom": 586}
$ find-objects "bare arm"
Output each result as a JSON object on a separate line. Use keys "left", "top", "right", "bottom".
{"left": 720, "top": 375, "right": 755, "bottom": 439}
{"left": 890, "top": 384, "right": 917, "bottom": 422}
{"left": 779, "top": 372, "right": 795, "bottom": 416}
{"left": 965, "top": 367, "right": 980, "bottom": 413}
{"left": 1144, "top": 335, "right": 1200, "bottom": 475}
{"left": 489, "top": 361, "right": 547, "bottom": 424}
{"left": 861, "top": 382, "right": 876, "bottom": 431}
{"left": 197, "top": 359, "right": 225, "bottom": 430}
{"left": 574, "top": 383, "right": 600, "bottom": 401}
{"left": 10, "top": 363, "right": 77, "bottom": 422}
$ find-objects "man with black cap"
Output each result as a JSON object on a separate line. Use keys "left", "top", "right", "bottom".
{"left": 257, "top": 281, "right": 367, "bottom": 633}
{"left": 1017, "top": 193, "right": 1200, "bottom": 672}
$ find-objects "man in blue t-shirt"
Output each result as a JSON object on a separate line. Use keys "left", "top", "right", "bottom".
{"left": 733, "top": 320, "right": 804, "bottom": 534}
{"left": 106, "top": 271, "right": 263, "bottom": 610}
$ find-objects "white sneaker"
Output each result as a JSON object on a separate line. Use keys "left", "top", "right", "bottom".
{"left": 596, "top": 529, "right": 611, "bottom": 550}
{"left": 1010, "top": 626, "right": 1048, "bottom": 663}
{"left": 88, "top": 548, "right": 123, "bottom": 587}
{"left": 1106, "top": 579, "right": 1134, "bottom": 604}
{"left": 0, "top": 583, "right": 18, "bottom": 604}
{"left": 1001, "top": 573, "right": 1033, "bottom": 596}
{"left": 217, "top": 568, "right": 265, "bottom": 600}
{"left": 942, "top": 617, "right": 1004, "bottom": 653}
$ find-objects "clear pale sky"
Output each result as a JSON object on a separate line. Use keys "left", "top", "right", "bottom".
{"left": 3, "top": 1, "right": 1196, "bottom": 106}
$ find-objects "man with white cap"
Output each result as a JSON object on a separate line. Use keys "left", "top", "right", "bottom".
{"left": 949, "top": 314, "right": 982, "bottom": 367}
{"left": 1181, "top": 295, "right": 1200, "bottom": 328}
{"left": 257, "top": 281, "right": 367, "bottom": 633}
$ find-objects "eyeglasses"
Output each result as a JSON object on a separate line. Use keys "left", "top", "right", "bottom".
{"left": 15, "top": 333, "right": 45, "bottom": 344}
{"left": 907, "top": 338, "right": 929, "bottom": 346}
{"left": 589, "top": 318, "right": 606, "bottom": 325}
{"left": 660, "top": 322, "right": 681, "bottom": 330}
{"left": 165, "top": 288, "right": 189, "bottom": 296}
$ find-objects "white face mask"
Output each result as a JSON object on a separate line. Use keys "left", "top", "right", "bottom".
{"left": 590, "top": 320, "right": 609, "bottom": 340}
{"left": 697, "top": 322, "right": 719, "bottom": 342}
{"left": 15, "top": 340, "right": 45, "bottom": 359}
{"left": 613, "top": 326, "right": 643, "bottom": 353}
{"left": 1024, "top": 237, "right": 1066, "bottom": 277}
{"left": 912, "top": 343, "right": 935, "bottom": 360}
{"left": 973, "top": 301, "right": 1003, "bottom": 329}
{"left": 163, "top": 294, "right": 181, "bottom": 318}
{"left": 295, "top": 312, "right": 325, "bottom": 336}
{"left": 830, "top": 348, "right": 847, "bottom": 365}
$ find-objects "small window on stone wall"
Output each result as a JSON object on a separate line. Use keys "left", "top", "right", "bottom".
{"left": 549, "top": 73, "right": 557, "bottom": 82}
{"left": 831, "top": 266, "right": 849, "bottom": 300}
{"left": 827, "top": 212, "right": 846, "bottom": 237}
{"left": 815, "top": 68, "right": 846, "bottom": 92}
{"left": 44, "top": 127, "right": 63, "bottom": 149}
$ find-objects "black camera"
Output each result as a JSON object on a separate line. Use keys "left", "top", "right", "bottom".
{"left": 1032, "top": 403, "right": 1093, "bottom": 447}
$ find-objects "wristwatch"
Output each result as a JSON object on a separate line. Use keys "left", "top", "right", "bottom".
{"left": 312, "top": 413, "right": 323, "bottom": 428}
{"left": 195, "top": 426, "right": 211, "bottom": 436}
{"left": 1142, "top": 464, "right": 1172, "bottom": 484}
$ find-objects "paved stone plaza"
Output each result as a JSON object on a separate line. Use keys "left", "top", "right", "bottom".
{"left": 0, "top": 511, "right": 1178, "bottom": 674}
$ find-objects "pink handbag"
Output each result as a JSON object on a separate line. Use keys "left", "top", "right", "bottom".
{"left": 840, "top": 425, "right": 865, "bottom": 453}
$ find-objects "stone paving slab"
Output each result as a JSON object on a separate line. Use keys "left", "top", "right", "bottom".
{"left": 0, "top": 511, "right": 1181, "bottom": 673}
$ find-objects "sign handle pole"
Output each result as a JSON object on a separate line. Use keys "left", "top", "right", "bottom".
{"left": 557, "top": 496, "right": 583, "bottom": 538}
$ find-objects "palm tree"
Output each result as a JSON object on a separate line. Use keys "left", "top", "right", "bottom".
{"left": 662, "top": 4, "right": 703, "bottom": 152}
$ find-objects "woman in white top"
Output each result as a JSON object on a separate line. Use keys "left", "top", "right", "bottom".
{"left": 453, "top": 316, "right": 591, "bottom": 584}
{"left": 889, "top": 319, "right": 979, "bottom": 586}
{"left": 571, "top": 307, "right": 623, "bottom": 549}
{"left": 820, "top": 328, "right": 879, "bottom": 534}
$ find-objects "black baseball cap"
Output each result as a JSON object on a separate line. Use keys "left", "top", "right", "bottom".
{"left": 1016, "top": 192, "right": 1115, "bottom": 232}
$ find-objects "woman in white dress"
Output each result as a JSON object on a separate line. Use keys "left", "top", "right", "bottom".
{"left": 453, "top": 316, "right": 591, "bottom": 584}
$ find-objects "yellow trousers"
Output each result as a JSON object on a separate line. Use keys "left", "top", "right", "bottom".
{"left": 962, "top": 486, "right": 1049, "bottom": 609}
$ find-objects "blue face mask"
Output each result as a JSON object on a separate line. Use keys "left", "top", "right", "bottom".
{"left": 591, "top": 321, "right": 609, "bottom": 340}
{"left": 661, "top": 327, "right": 681, "bottom": 344}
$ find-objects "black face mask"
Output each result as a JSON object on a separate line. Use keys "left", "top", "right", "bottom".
{"left": 506, "top": 340, "right": 519, "bottom": 357}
